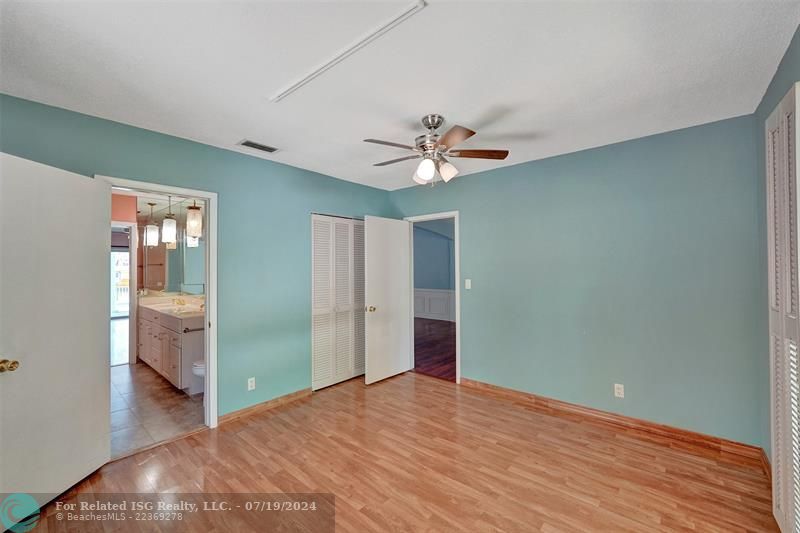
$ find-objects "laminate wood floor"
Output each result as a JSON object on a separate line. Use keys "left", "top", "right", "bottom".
{"left": 414, "top": 317, "right": 456, "bottom": 382}
{"left": 60, "top": 373, "right": 773, "bottom": 532}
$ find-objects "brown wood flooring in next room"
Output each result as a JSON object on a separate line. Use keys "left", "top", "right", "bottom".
{"left": 414, "top": 317, "right": 456, "bottom": 381}
{"left": 46, "top": 373, "right": 775, "bottom": 532}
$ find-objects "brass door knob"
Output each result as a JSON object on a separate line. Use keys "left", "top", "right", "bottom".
{"left": 368, "top": 306, "right": 377, "bottom": 312}
{"left": 0, "top": 359, "right": 20, "bottom": 373}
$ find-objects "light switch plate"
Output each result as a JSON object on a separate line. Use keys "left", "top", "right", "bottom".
{"left": 465, "top": 279, "right": 472, "bottom": 290}
{"left": 248, "top": 377, "right": 256, "bottom": 391}
{"left": 614, "top": 383, "right": 624, "bottom": 398}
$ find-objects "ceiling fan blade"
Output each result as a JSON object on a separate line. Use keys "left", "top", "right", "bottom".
{"left": 436, "top": 125, "right": 476, "bottom": 149}
{"left": 447, "top": 149, "right": 509, "bottom": 160}
{"left": 364, "top": 138, "right": 416, "bottom": 151}
{"left": 373, "top": 155, "right": 421, "bottom": 167}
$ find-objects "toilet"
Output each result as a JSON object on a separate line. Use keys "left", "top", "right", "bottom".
{"left": 190, "top": 360, "right": 205, "bottom": 402}
{"left": 192, "top": 360, "right": 206, "bottom": 378}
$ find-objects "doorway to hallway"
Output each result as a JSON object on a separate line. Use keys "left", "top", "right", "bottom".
{"left": 407, "top": 214, "right": 459, "bottom": 383}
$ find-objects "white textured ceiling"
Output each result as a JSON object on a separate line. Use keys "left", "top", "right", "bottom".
{"left": 1, "top": 1, "right": 799, "bottom": 191}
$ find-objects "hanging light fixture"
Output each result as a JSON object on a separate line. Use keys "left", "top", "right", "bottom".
{"left": 161, "top": 196, "right": 177, "bottom": 244}
{"left": 438, "top": 158, "right": 459, "bottom": 183}
{"left": 186, "top": 200, "right": 203, "bottom": 238}
{"left": 415, "top": 157, "right": 436, "bottom": 182}
{"left": 144, "top": 202, "right": 159, "bottom": 247}
{"left": 166, "top": 240, "right": 177, "bottom": 250}
{"left": 186, "top": 235, "right": 199, "bottom": 248}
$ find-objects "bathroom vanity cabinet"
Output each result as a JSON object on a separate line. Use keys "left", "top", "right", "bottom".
{"left": 137, "top": 304, "right": 204, "bottom": 393}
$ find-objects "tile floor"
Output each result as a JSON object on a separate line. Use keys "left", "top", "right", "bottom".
{"left": 110, "top": 318, "right": 129, "bottom": 366}
{"left": 110, "top": 363, "right": 204, "bottom": 458}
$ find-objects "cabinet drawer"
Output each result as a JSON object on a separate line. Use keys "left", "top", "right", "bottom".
{"left": 139, "top": 307, "right": 160, "bottom": 323}
{"left": 159, "top": 313, "right": 181, "bottom": 334}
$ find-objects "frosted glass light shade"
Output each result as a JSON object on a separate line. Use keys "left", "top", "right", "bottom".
{"left": 187, "top": 235, "right": 199, "bottom": 248}
{"left": 166, "top": 240, "right": 177, "bottom": 250}
{"left": 416, "top": 158, "right": 435, "bottom": 181}
{"left": 439, "top": 161, "right": 459, "bottom": 183}
{"left": 186, "top": 205, "right": 203, "bottom": 238}
{"left": 161, "top": 215, "right": 177, "bottom": 244}
{"left": 144, "top": 224, "right": 159, "bottom": 247}
{"left": 413, "top": 172, "right": 428, "bottom": 185}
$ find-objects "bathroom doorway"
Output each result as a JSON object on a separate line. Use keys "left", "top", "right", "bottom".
{"left": 103, "top": 177, "right": 218, "bottom": 459}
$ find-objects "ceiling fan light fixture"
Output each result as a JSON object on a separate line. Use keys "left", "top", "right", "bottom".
{"left": 412, "top": 171, "right": 428, "bottom": 185}
{"left": 439, "top": 161, "right": 458, "bottom": 183}
{"left": 416, "top": 158, "right": 435, "bottom": 181}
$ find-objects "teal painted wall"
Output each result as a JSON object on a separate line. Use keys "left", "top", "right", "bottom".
{"left": 0, "top": 94, "right": 393, "bottom": 415}
{"left": 413, "top": 225, "right": 455, "bottom": 290}
{"left": 390, "top": 115, "right": 763, "bottom": 446}
{"left": 754, "top": 25, "right": 800, "bottom": 458}
{"left": 4, "top": 23, "right": 798, "bottom": 446}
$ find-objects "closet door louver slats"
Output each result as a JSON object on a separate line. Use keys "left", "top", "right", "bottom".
{"left": 311, "top": 215, "right": 365, "bottom": 390}
{"left": 353, "top": 222, "right": 365, "bottom": 375}
{"left": 768, "top": 84, "right": 799, "bottom": 533}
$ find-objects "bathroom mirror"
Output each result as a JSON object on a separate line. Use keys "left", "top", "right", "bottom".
{"left": 137, "top": 197, "right": 206, "bottom": 294}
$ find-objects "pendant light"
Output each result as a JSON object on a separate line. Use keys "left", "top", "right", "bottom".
{"left": 166, "top": 240, "right": 177, "bottom": 250}
{"left": 186, "top": 235, "right": 199, "bottom": 248}
{"left": 161, "top": 196, "right": 177, "bottom": 244}
{"left": 144, "top": 202, "right": 159, "bottom": 247}
{"left": 186, "top": 200, "right": 203, "bottom": 238}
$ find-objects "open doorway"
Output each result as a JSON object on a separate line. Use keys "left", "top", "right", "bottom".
{"left": 104, "top": 180, "right": 218, "bottom": 459}
{"left": 407, "top": 212, "right": 460, "bottom": 383}
{"left": 110, "top": 226, "right": 132, "bottom": 366}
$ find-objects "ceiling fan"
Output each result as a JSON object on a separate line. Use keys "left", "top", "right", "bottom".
{"left": 364, "top": 114, "right": 509, "bottom": 186}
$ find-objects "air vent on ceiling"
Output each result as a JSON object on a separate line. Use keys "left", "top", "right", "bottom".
{"left": 239, "top": 140, "right": 278, "bottom": 153}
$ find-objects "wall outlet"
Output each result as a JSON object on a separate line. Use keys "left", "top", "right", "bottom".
{"left": 614, "top": 383, "right": 624, "bottom": 398}
{"left": 247, "top": 377, "right": 256, "bottom": 391}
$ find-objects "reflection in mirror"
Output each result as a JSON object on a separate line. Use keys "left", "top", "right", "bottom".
{"left": 136, "top": 197, "right": 205, "bottom": 294}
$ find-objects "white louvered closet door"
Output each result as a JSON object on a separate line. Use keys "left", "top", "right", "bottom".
{"left": 769, "top": 83, "right": 799, "bottom": 533}
{"left": 353, "top": 221, "right": 366, "bottom": 375}
{"left": 311, "top": 215, "right": 365, "bottom": 390}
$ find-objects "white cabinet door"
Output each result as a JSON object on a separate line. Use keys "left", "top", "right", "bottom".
{"left": 365, "top": 216, "right": 412, "bottom": 385}
{"left": 0, "top": 154, "right": 110, "bottom": 515}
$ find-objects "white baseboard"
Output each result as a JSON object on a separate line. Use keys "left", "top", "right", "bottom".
{"left": 414, "top": 289, "right": 455, "bottom": 322}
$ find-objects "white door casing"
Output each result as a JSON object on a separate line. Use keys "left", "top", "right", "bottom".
{"left": 768, "top": 82, "right": 800, "bottom": 533}
{"left": 0, "top": 153, "right": 110, "bottom": 509}
{"left": 364, "top": 215, "right": 412, "bottom": 385}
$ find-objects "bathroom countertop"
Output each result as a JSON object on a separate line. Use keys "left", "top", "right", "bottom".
{"left": 139, "top": 300, "right": 205, "bottom": 319}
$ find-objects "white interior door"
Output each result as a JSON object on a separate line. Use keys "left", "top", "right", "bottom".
{"left": 0, "top": 154, "right": 110, "bottom": 513}
{"left": 365, "top": 215, "right": 412, "bottom": 384}
{"left": 768, "top": 83, "right": 800, "bottom": 533}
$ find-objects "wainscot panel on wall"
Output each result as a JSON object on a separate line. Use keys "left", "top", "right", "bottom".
{"left": 754, "top": 24, "right": 800, "bottom": 458}
{"left": 0, "top": 94, "right": 393, "bottom": 416}
{"left": 413, "top": 225, "right": 455, "bottom": 290}
{"left": 390, "top": 114, "right": 763, "bottom": 447}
